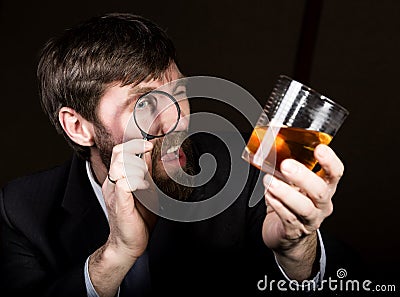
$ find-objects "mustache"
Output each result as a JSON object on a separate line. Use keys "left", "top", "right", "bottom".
{"left": 152, "top": 131, "right": 191, "bottom": 159}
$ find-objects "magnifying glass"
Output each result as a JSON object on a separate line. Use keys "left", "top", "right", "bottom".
{"left": 133, "top": 90, "right": 181, "bottom": 157}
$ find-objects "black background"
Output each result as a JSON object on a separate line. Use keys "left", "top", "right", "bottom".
{"left": 1, "top": 0, "right": 399, "bottom": 287}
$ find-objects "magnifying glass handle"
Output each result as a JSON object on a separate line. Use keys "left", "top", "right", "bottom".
{"left": 136, "top": 136, "right": 148, "bottom": 159}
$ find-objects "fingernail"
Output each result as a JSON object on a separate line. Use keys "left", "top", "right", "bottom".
{"left": 281, "top": 159, "right": 298, "bottom": 174}
{"left": 264, "top": 174, "right": 277, "bottom": 189}
{"left": 263, "top": 174, "right": 272, "bottom": 187}
{"left": 145, "top": 141, "right": 153, "bottom": 149}
{"left": 264, "top": 192, "right": 273, "bottom": 203}
{"left": 316, "top": 145, "right": 328, "bottom": 159}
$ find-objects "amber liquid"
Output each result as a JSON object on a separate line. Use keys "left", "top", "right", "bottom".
{"left": 245, "top": 126, "right": 333, "bottom": 175}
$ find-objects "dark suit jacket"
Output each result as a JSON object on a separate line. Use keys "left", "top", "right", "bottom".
{"left": 0, "top": 133, "right": 360, "bottom": 296}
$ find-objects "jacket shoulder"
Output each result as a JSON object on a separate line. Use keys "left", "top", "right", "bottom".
{"left": 2, "top": 158, "right": 72, "bottom": 198}
{"left": 0, "top": 157, "right": 74, "bottom": 226}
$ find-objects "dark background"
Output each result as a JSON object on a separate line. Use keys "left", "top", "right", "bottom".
{"left": 1, "top": 0, "right": 399, "bottom": 286}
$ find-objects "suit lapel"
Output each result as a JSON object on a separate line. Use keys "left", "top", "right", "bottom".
{"left": 58, "top": 155, "right": 109, "bottom": 263}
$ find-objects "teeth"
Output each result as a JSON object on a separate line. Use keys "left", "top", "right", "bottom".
{"left": 166, "top": 145, "right": 180, "bottom": 154}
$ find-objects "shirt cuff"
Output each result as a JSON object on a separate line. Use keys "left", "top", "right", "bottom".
{"left": 84, "top": 256, "right": 121, "bottom": 297}
{"left": 84, "top": 256, "right": 99, "bottom": 297}
{"left": 273, "top": 229, "right": 326, "bottom": 287}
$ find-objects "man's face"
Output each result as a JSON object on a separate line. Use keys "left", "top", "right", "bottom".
{"left": 93, "top": 63, "right": 195, "bottom": 200}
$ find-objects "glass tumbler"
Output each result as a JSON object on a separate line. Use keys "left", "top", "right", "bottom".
{"left": 242, "top": 75, "right": 349, "bottom": 181}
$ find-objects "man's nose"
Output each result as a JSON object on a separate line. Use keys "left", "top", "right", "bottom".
{"left": 158, "top": 102, "right": 188, "bottom": 135}
{"left": 158, "top": 106, "right": 176, "bottom": 135}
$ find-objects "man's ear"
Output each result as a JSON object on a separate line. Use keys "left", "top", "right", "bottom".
{"left": 58, "top": 107, "right": 95, "bottom": 147}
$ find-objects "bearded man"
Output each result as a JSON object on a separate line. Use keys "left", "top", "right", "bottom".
{"left": 0, "top": 13, "right": 355, "bottom": 297}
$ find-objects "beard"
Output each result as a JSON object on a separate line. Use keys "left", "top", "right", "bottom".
{"left": 151, "top": 132, "right": 196, "bottom": 201}
{"left": 93, "top": 122, "right": 196, "bottom": 201}
{"left": 93, "top": 121, "right": 115, "bottom": 170}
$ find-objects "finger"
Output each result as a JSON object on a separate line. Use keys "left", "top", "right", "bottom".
{"left": 108, "top": 157, "right": 148, "bottom": 182}
{"left": 117, "top": 176, "right": 150, "bottom": 192}
{"left": 112, "top": 139, "right": 153, "bottom": 158}
{"left": 103, "top": 172, "right": 150, "bottom": 198}
{"left": 102, "top": 176, "right": 116, "bottom": 199}
{"left": 314, "top": 144, "right": 345, "bottom": 186}
{"left": 264, "top": 174, "right": 318, "bottom": 221}
{"left": 279, "top": 159, "right": 330, "bottom": 206}
{"left": 113, "top": 153, "right": 148, "bottom": 170}
{"left": 102, "top": 178, "right": 133, "bottom": 210}
{"left": 264, "top": 193, "right": 309, "bottom": 240}
{"left": 123, "top": 139, "right": 153, "bottom": 155}
{"left": 126, "top": 172, "right": 151, "bottom": 192}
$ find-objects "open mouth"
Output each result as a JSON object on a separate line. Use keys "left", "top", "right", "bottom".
{"left": 161, "top": 145, "right": 180, "bottom": 162}
{"left": 160, "top": 144, "right": 187, "bottom": 167}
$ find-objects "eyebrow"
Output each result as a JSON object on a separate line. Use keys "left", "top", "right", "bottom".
{"left": 128, "top": 86, "right": 155, "bottom": 97}
{"left": 127, "top": 75, "right": 187, "bottom": 97}
{"left": 171, "top": 78, "right": 188, "bottom": 94}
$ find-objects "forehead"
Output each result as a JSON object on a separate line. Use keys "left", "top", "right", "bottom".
{"left": 99, "top": 63, "right": 186, "bottom": 111}
{"left": 129, "top": 63, "right": 184, "bottom": 93}
{"left": 95, "top": 64, "right": 190, "bottom": 138}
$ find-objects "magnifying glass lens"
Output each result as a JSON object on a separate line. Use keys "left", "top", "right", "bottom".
{"left": 134, "top": 90, "right": 180, "bottom": 140}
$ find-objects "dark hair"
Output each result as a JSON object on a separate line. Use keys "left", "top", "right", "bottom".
{"left": 37, "top": 13, "right": 177, "bottom": 159}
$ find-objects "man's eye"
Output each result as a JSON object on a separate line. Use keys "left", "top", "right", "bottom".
{"left": 136, "top": 95, "right": 157, "bottom": 113}
{"left": 137, "top": 100, "right": 149, "bottom": 109}
{"left": 173, "top": 91, "right": 186, "bottom": 99}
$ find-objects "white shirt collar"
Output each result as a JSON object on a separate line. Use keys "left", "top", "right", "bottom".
{"left": 85, "top": 161, "right": 109, "bottom": 221}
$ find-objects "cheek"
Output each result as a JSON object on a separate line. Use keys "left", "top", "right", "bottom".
{"left": 121, "top": 113, "right": 146, "bottom": 141}
{"left": 144, "top": 151, "right": 153, "bottom": 175}
{"left": 175, "top": 99, "right": 190, "bottom": 131}
{"left": 179, "top": 99, "right": 190, "bottom": 118}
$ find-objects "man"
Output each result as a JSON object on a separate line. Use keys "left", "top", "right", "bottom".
{"left": 0, "top": 13, "right": 354, "bottom": 297}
